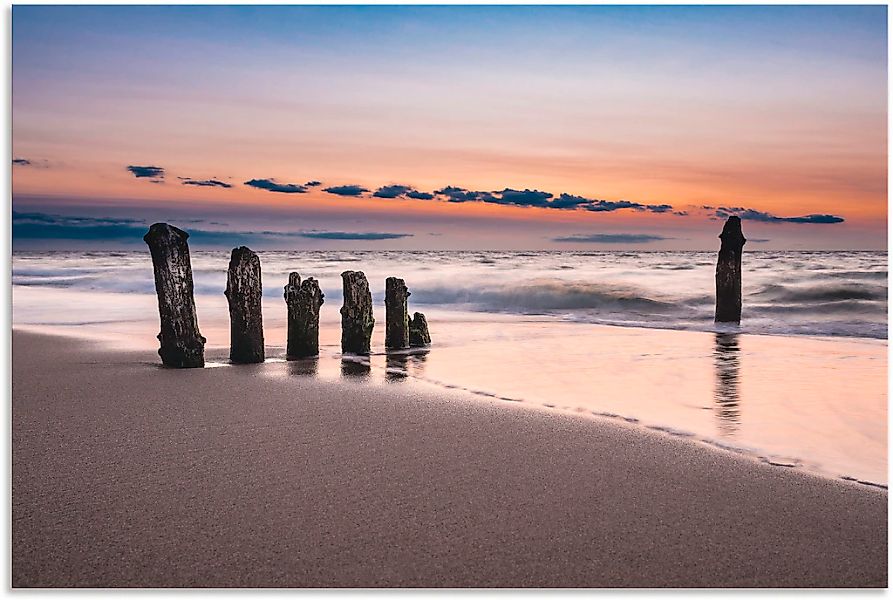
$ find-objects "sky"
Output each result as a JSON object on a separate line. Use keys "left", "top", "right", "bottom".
{"left": 11, "top": 5, "right": 888, "bottom": 250}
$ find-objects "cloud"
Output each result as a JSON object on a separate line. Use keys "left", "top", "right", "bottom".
{"left": 552, "top": 233, "right": 671, "bottom": 244}
{"left": 434, "top": 186, "right": 497, "bottom": 203}
{"left": 373, "top": 184, "right": 435, "bottom": 200}
{"left": 180, "top": 178, "right": 233, "bottom": 188}
{"left": 549, "top": 194, "right": 593, "bottom": 209}
{"left": 126, "top": 165, "right": 164, "bottom": 179}
{"left": 373, "top": 184, "right": 412, "bottom": 199}
{"left": 430, "top": 186, "right": 679, "bottom": 214}
{"left": 12, "top": 211, "right": 413, "bottom": 248}
{"left": 493, "top": 188, "right": 553, "bottom": 207}
{"left": 13, "top": 211, "right": 144, "bottom": 227}
{"left": 12, "top": 158, "right": 31, "bottom": 166}
{"left": 244, "top": 178, "right": 308, "bottom": 193}
{"left": 581, "top": 199, "right": 672, "bottom": 214}
{"left": 323, "top": 184, "right": 369, "bottom": 197}
{"left": 305, "top": 180, "right": 322, "bottom": 187}
{"left": 715, "top": 207, "right": 845, "bottom": 224}
{"left": 298, "top": 231, "right": 412, "bottom": 240}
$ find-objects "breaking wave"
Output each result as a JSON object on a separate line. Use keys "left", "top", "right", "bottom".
{"left": 11, "top": 249, "right": 888, "bottom": 339}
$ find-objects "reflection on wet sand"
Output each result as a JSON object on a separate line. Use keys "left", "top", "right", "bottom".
{"left": 341, "top": 357, "right": 371, "bottom": 379}
{"left": 385, "top": 350, "right": 430, "bottom": 382}
{"left": 386, "top": 353, "right": 409, "bottom": 382}
{"left": 287, "top": 357, "right": 319, "bottom": 377}
{"left": 713, "top": 332, "right": 741, "bottom": 436}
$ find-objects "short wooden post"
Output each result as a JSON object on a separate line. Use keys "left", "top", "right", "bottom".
{"left": 225, "top": 246, "right": 265, "bottom": 363}
{"left": 714, "top": 216, "right": 746, "bottom": 323}
{"left": 340, "top": 270, "right": 374, "bottom": 355}
{"left": 284, "top": 272, "right": 325, "bottom": 358}
{"left": 385, "top": 277, "right": 410, "bottom": 349}
{"left": 409, "top": 312, "right": 431, "bottom": 347}
{"left": 143, "top": 223, "right": 206, "bottom": 368}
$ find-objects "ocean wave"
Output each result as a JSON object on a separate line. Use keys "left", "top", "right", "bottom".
{"left": 11, "top": 250, "right": 888, "bottom": 339}
{"left": 410, "top": 279, "right": 678, "bottom": 313}
{"left": 754, "top": 283, "right": 887, "bottom": 302}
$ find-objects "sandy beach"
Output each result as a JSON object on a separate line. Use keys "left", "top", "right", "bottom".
{"left": 12, "top": 330, "right": 887, "bottom": 588}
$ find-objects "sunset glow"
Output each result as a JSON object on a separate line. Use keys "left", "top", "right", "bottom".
{"left": 12, "top": 5, "right": 888, "bottom": 249}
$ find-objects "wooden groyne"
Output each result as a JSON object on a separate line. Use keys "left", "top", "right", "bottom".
{"left": 143, "top": 223, "right": 206, "bottom": 368}
{"left": 143, "top": 219, "right": 753, "bottom": 367}
{"left": 225, "top": 246, "right": 265, "bottom": 363}
{"left": 385, "top": 277, "right": 410, "bottom": 349}
{"left": 409, "top": 312, "right": 431, "bottom": 347}
{"left": 284, "top": 272, "right": 325, "bottom": 358}
{"left": 715, "top": 216, "right": 746, "bottom": 323}
{"left": 340, "top": 270, "right": 375, "bottom": 355}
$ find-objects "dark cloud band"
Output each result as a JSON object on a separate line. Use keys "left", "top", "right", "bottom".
{"left": 12, "top": 211, "right": 412, "bottom": 246}
{"left": 552, "top": 233, "right": 671, "bottom": 244}
{"left": 715, "top": 207, "right": 845, "bottom": 224}
{"left": 180, "top": 178, "right": 233, "bottom": 188}
{"left": 323, "top": 184, "right": 369, "bottom": 197}
{"left": 127, "top": 165, "right": 164, "bottom": 179}
{"left": 244, "top": 178, "right": 308, "bottom": 193}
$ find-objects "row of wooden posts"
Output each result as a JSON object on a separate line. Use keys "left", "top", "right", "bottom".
{"left": 143, "top": 222, "right": 431, "bottom": 369}
{"left": 144, "top": 216, "right": 746, "bottom": 370}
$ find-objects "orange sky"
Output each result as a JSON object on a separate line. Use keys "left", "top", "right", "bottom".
{"left": 11, "top": 5, "right": 888, "bottom": 249}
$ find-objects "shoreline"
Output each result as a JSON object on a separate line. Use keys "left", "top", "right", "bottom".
{"left": 12, "top": 329, "right": 887, "bottom": 587}
{"left": 12, "top": 322, "right": 889, "bottom": 487}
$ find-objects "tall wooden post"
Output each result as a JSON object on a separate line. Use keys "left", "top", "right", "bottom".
{"left": 284, "top": 272, "right": 325, "bottom": 358}
{"left": 225, "top": 246, "right": 265, "bottom": 363}
{"left": 714, "top": 216, "right": 746, "bottom": 323}
{"left": 143, "top": 223, "right": 206, "bottom": 368}
{"left": 385, "top": 277, "right": 410, "bottom": 349}
{"left": 340, "top": 271, "right": 374, "bottom": 355}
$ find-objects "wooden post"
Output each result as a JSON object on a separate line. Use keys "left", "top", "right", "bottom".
{"left": 714, "top": 216, "right": 746, "bottom": 323}
{"left": 340, "top": 271, "right": 374, "bottom": 355}
{"left": 284, "top": 272, "right": 325, "bottom": 358}
{"left": 225, "top": 246, "right": 265, "bottom": 363}
{"left": 143, "top": 223, "right": 206, "bottom": 368}
{"left": 409, "top": 312, "right": 431, "bottom": 347}
{"left": 385, "top": 277, "right": 410, "bottom": 349}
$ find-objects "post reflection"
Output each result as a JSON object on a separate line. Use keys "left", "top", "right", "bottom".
{"left": 385, "top": 350, "right": 430, "bottom": 383}
{"left": 341, "top": 357, "right": 371, "bottom": 379}
{"left": 713, "top": 332, "right": 741, "bottom": 436}
{"left": 287, "top": 357, "right": 319, "bottom": 377}
{"left": 385, "top": 353, "right": 409, "bottom": 382}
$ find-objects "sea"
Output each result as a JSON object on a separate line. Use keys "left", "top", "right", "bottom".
{"left": 12, "top": 249, "right": 889, "bottom": 485}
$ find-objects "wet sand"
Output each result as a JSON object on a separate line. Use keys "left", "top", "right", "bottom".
{"left": 12, "top": 330, "right": 887, "bottom": 587}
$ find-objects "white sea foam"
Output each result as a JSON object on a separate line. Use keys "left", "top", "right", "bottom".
{"left": 12, "top": 249, "right": 887, "bottom": 339}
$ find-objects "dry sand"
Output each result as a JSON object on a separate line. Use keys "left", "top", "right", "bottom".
{"left": 12, "top": 330, "right": 887, "bottom": 587}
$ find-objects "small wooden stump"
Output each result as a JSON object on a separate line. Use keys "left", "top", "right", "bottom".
{"left": 340, "top": 271, "right": 374, "bottom": 355}
{"left": 715, "top": 216, "right": 747, "bottom": 323}
{"left": 284, "top": 272, "right": 325, "bottom": 358}
{"left": 143, "top": 223, "right": 206, "bottom": 368}
{"left": 225, "top": 246, "right": 265, "bottom": 363}
{"left": 385, "top": 277, "right": 410, "bottom": 349}
{"left": 409, "top": 312, "right": 431, "bottom": 347}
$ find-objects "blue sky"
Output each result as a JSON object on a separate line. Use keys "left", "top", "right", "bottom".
{"left": 12, "top": 5, "right": 888, "bottom": 250}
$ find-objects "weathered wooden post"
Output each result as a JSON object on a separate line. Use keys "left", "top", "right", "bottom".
{"left": 385, "top": 277, "right": 410, "bottom": 349}
{"left": 225, "top": 246, "right": 264, "bottom": 363}
{"left": 409, "top": 312, "right": 431, "bottom": 347}
{"left": 340, "top": 270, "right": 374, "bottom": 355}
{"left": 284, "top": 272, "right": 325, "bottom": 358}
{"left": 714, "top": 216, "right": 746, "bottom": 323}
{"left": 143, "top": 223, "right": 206, "bottom": 368}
